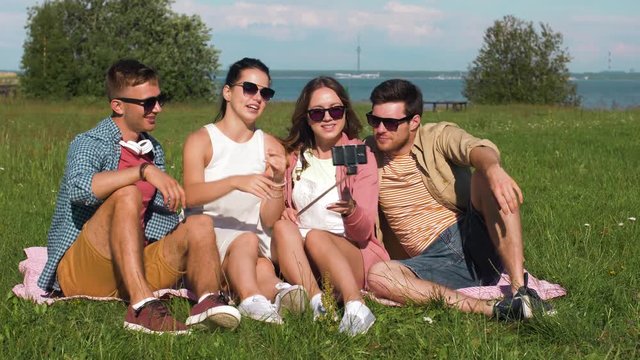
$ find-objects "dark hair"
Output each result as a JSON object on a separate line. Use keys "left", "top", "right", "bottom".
{"left": 282, "top": 76, "right": 362, "bottom": 168}
{"left": 215, "top": 57, "right": 271, "bottom": 121}
{"left": 106, "top": 59, "right": 158, "bottom": 99}
{"left": 369, "top": 79, "right": 423, "bottom": 117}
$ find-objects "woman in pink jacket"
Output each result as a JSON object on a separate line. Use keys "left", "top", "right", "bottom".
{"left": 271, "top": 76, "right": 389, "bottom": 336}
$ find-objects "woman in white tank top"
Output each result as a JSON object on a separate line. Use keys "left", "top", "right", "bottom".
{"left": 182, "top": 58, "right": 305, "bottom": 324}
{"left": 271, "top": 77, "right": 389, "bottom": 335}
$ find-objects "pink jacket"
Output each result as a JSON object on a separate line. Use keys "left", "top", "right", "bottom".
{"left": 284, "top": 134, "right": 390, "bottom": 282}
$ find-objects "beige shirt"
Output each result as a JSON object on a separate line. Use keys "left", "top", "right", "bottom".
{"left": 379, "top": 153, "right": 460, "bottom": 256}
{"left": 367, "top": 121, "right": 500, "bottom": 259}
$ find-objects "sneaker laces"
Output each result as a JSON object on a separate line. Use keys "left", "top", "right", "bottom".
{"left": 136, "top": 299, "right": 169, "bottom": 318}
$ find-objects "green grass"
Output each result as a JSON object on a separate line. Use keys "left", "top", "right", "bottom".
{"left": 1, "top": 99, "right": 639, "bottom": 358}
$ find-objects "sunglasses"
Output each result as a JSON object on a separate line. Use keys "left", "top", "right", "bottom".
{"left": 115, "top": 93, "right": 167, "bottom": 114}
{"left": 231, "top": 81, "right": 275, "bottom": 101}
{"left": 307, "top": 106, "right": 346, "bottom": 122}
{"left": 366, "top": 112, "right": 413, "bottom": 131}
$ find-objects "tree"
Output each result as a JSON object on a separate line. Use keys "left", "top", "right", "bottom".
{"left": 463, "top": 15, "right": 579, "bottom": 106}
{"left": 20, "top": 0, "right": 219, "bottom": 100}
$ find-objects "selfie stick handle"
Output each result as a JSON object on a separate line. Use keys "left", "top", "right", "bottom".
{"left": 296, "top": 176, "right": 348, "bottom": 216}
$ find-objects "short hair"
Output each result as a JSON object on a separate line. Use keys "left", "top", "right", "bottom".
{"left": 369, "top": 79, "right": 423, "bottom": 116}
{"left": 215, "top": 57, "right": 271, "bottom": 121}
{"left": 106, "top": 59, "right": 158, "bottom": 99}
{"left": 282, "top": 76, "right": 362, "bottom": 168}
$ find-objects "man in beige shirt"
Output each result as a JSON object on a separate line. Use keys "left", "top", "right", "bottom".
{"left": 365, "top": 79, "right": 553, "bottom": 320}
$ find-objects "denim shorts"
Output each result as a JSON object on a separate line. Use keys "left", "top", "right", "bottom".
{"left": 398, "top": 205, "right": 503, "bottom": 289}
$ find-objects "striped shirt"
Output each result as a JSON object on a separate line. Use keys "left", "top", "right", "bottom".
{"left": 38, "top": 117, "right": 179, "bottom": 292}
{"left": 379, "top": 153, "right": 460, "bottom": 257}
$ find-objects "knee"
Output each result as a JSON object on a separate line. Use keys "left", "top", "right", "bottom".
{"left": 303, "top": 229, "right": 325, "bottom": 254}
{"left": 184, "top": 214, "right": 215, "bottom": 245}
{"left": 109, "top": 185, "right": 142, "bottom": 212}
{"left": 272, "top": 220, "right": 299, "bottom": 247}
{"left": 228, "top": 233, "right": 259, "bottom": 256}
{"left": 367, "top": 261, "right": 395, "bottom": 295}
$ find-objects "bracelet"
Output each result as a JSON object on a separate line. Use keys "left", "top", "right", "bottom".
{"left": 270, "top": 192, "right": 284, "bottom": 199}
{"left": 139, "top": 163, "right": 150, "bottom": 181}
{"left": 271, "top": 180, "right": 286, "bottom": 188}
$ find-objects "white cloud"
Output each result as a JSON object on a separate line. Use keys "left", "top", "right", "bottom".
{"left": 172, "top": 1, "right": 444, "bottom": 44}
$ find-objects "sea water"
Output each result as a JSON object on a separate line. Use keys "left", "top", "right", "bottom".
{"left": 215, "top": 70, "right": 640, "bottom": 109}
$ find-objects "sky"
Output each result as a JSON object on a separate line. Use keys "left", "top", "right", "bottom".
{"left": 1, "top": 0, "right": 639, "bottom": 72}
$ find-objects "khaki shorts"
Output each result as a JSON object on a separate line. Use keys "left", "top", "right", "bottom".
{"left": 57, "top": 226, "right": 185, "bottom": 299}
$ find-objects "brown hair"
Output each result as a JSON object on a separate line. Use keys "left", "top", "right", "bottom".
{"left": 106, "top": 59, "right": 158, "bottom": 99}
{"left": 282, "top": 76, "right": 362, "bottom": 169}
{"left": 370, "top": 79, "right": 423, "bottom": 117}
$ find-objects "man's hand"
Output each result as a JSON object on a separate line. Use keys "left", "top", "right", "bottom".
{"left": 144, "top": 165, "right": 185, "bottom": 212}
{"left": 485, "top": 165, "right": 523, "bottom": 214}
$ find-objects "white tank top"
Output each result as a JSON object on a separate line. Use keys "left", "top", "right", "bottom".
{"left": 199, "top": 123, "right": 266, "bottom": 231}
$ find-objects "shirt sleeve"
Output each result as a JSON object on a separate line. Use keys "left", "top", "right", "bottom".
{"left": 65, "top": 136, "right": 104, "bottom": 207}
{"left": 433, "top": 124, "right": 499, "bottom": 167}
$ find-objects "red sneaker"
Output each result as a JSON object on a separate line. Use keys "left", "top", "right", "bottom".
{"left": 185, "top": 292, "right": 241, "bottom": 330}
{"left": 123, "top": 300, "right": 189, "bottom": 335}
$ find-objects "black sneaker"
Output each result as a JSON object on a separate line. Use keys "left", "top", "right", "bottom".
{"left": 493, "top": 273, "right": 556, "bottom": 321}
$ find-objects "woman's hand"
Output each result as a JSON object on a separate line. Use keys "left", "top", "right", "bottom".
{"left": 326, "top": 198, "right": 356, "bottom": 217}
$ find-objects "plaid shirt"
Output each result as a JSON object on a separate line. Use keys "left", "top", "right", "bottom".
{"left": 38, "top": 117, "right": 179, "bottom": 292}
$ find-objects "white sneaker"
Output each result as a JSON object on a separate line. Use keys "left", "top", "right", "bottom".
{"left": 311, "top": 295, "right": 339, "bottom": 322}
{"left": 338, "top": 301, "right": 375, "bottom": 336}
{"left": 274, "top": 283, "right": 308, "bottom": 316}
{"left": 238, "top": 295, "right": 283, "bottom": 324}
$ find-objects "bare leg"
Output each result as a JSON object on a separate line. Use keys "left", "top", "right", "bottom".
{"left": 256, "top": 257, "right": 280, "bottom": 301}
{"left": 304, "top": 230, "right": 364, "bottom": 303}
{"left": 271, "top": 220, "right": 321, "bottom": 298}
{"left": 471, "top": 172, "right": 525, "bottom": 292}
{"left": 160, "top": 214, "right": 222, "bottom": 298}
{"left": 368, "top": 261, "right": 494, "bottom": 316}
{"left": 222, "top": 233, "right": 262, "bottom": 300}
{"left": 82, "top": 185, "right": 152, "bottom": 304}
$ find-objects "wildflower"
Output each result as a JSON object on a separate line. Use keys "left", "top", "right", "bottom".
{"left": 0, "top": 167, "right": 4, "bottom": 171}
{"left": 618, "top": 223, "right": 624, "bottom": 227}
{"left": 584, "top": 223, "right": 590, "bottom": 227}
{"left": 423, "top": 316, "right": 434, "bottom": 324}
{"left": 628, "top": 217, "right": 636, "bottom": 222}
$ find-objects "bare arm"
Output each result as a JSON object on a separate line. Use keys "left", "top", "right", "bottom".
{"left": 469, "top": 146, "right": 523, "bottom": 214}
{"left": 92, "top": 161, "right": 184, "bottom": 212}
{"left": 259, "top": 134, "right": 286, "bottom": 228}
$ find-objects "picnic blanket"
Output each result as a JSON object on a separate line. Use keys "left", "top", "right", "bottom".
{"left": 12, "top": 246, "right": 566, "bottom": 305}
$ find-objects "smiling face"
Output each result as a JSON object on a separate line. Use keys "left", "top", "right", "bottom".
{"left": 223, "top": 68, "right": 270, "bottom": 126}
{"left": 306, "top": 87, "right": 346, "bottom": 148}
{"left": 110, "top": 80, "right": 162, "bottom": 141}
{"left": 371, "top": 101, "right": 420, "bottom": 156}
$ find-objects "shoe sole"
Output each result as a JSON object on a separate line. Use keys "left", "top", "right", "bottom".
{"left": 238, "top": 308, "right": 283, "bottom": 324}
{"left": 276, "top": 286, "right": 308, "bottom": 316}
{"left": 123, "top": 322, "right": 190, "bottom": 335}
{"left": 185, "top": 305, "right": 241, "bottom": 330}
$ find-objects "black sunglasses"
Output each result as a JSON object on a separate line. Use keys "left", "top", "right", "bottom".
{"left": 307, "top": 106, "right": 346, "bottom": 122}
{"left": 231, "top": 81, "right": 275, "bottom": 101}
{"left": 115, "top": 93, "right": 167, "bottom": 114}
{"left": 366, "top": 112, "right": 413, "bottom": 131}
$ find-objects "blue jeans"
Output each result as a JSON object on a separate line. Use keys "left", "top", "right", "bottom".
{"left": 398, "top": 205, "right": 503, "bottom": 289}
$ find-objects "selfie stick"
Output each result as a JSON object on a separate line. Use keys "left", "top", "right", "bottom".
{"left": 296, "top": 176, "right": 348, "bottom": 216}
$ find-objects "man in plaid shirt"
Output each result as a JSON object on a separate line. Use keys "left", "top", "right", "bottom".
{"left": 38, "top": 59, "right": 241, "bottom": 334}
